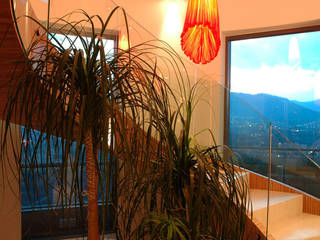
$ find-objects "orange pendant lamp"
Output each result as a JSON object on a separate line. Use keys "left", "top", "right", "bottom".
{"left": 180, "top": 0, "right": 221, "bottom": 64}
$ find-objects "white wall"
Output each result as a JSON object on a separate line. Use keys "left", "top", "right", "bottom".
{"left": 220, "top": 0, "right": 320, "bottom": 32}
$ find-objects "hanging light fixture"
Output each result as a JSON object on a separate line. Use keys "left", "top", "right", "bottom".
{"left": 180, "top": 0, "right": 221, "bottom": 64}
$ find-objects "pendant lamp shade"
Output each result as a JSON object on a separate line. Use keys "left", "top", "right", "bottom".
{"left": 180, "top": 0, "right": 221, "bottom": 64}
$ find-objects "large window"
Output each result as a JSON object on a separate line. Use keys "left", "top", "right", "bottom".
{"left": 21, "top": 32, "right": 117, "bottom": 239}
{"left": 226, "top": 26, "right": 320, "bottom": 197}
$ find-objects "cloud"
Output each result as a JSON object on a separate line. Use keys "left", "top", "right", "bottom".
{"left": 231, "top": 65, "right": 320, "bottom": 102}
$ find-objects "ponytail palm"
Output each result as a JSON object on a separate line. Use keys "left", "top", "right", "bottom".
{"left": 0, "top": 8, "right": 156, "bottom": 240}
{"left": 1, "top": 7, "right": 251, "bottom": 240}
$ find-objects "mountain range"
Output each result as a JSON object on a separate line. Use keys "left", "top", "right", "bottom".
{"left": 230, "top": 92, "right": 320, "bottom": 148}
{"left": 230, "top": 92, "right": 320, "bottom": 128}
{"left": 293, "top": 99, "right": 320, "bottom": 113}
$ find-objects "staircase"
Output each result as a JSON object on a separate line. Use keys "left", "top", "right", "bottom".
{"left": 244, "top": 172, "right": 320, "bottom": 240}
{"left": 3, "top": 0, "right": 320, "bottom": 239}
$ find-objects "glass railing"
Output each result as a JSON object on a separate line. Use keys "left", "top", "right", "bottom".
{"left": 9, "top": 0, "right": 320, "bottom": 239}
{"left": 229, "top": 90, "right": 320, "bottom": 238}
{"left": 271, "top": 126, "right": 320, "bottom": 198}
{"left": 229, "top": 92, "right": 271, "bottom": 177}
{"left": 9, "top": 1, "right": 218, "bottom": 239}
{"left": 229, "top": 91, "right": 320, "bottom": 198}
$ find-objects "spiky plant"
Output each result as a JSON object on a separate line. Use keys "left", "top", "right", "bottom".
{"left": 0, "top": 7, "right": 154, "bottom": 240}
{"left": 1, "top": 7, "right": 251, "bottom": 240}
{"left": 118, "top": 70, "right": 251, "bottom": 239}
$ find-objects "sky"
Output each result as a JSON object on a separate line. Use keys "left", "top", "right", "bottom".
{"left": 51, "top": 34, "right": 115, "bottom": 59}
{"left": 230, "top": 31, "right": 320, "bottom": 102}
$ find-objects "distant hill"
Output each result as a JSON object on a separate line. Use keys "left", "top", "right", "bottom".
{"left": 293, "top": 99, "right": 320, "bottom": 113}
{"left": 230, "top": 92, "right": 320, "bottom": 127}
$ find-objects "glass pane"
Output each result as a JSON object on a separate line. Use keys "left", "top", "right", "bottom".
{"left": 271, "top": 128, "right": 320, "bottom": 198}
{"left": 229, "top": 91, "right": 270, "bottom": 176}
{"left": 21, "top": 127, "right": 113, "bottom": 211}
{"left": 229, "top": 30, "right": 320, "bottom": 197}
{"left": 49, "top": 34, "right": 115, "bottom": 59}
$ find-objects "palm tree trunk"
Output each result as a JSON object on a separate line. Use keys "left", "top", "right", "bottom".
{"left": 85, "top": 130, "right": 99, "bottom": 240}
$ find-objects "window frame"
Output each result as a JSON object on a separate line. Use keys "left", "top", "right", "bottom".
{"left": 224, "top": 24, "right": 320, "bottom": 147}
{"left": 21, "top": 26, "right": 119, "bottom": 239}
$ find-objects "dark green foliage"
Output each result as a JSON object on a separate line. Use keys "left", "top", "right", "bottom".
{"left": 1, "top": 7, "right": 250, "bottom": 240}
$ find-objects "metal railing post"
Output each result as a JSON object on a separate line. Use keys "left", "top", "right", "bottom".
{"left": 266, "top": 121, "right": 272, "bottom": 239}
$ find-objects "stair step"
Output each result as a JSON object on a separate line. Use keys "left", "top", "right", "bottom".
{"left": 248, "top": 189, "right": 320, "bottom": 240}
{"left": 250, "top": 189, "right": 303, "bottom": 224}
{"left": 269, "top": 213, "right": 320, "bottom": 240}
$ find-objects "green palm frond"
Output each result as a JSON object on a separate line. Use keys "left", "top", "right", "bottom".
{"left": 1, "top": 7, "right": 251, "bottom": 240}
